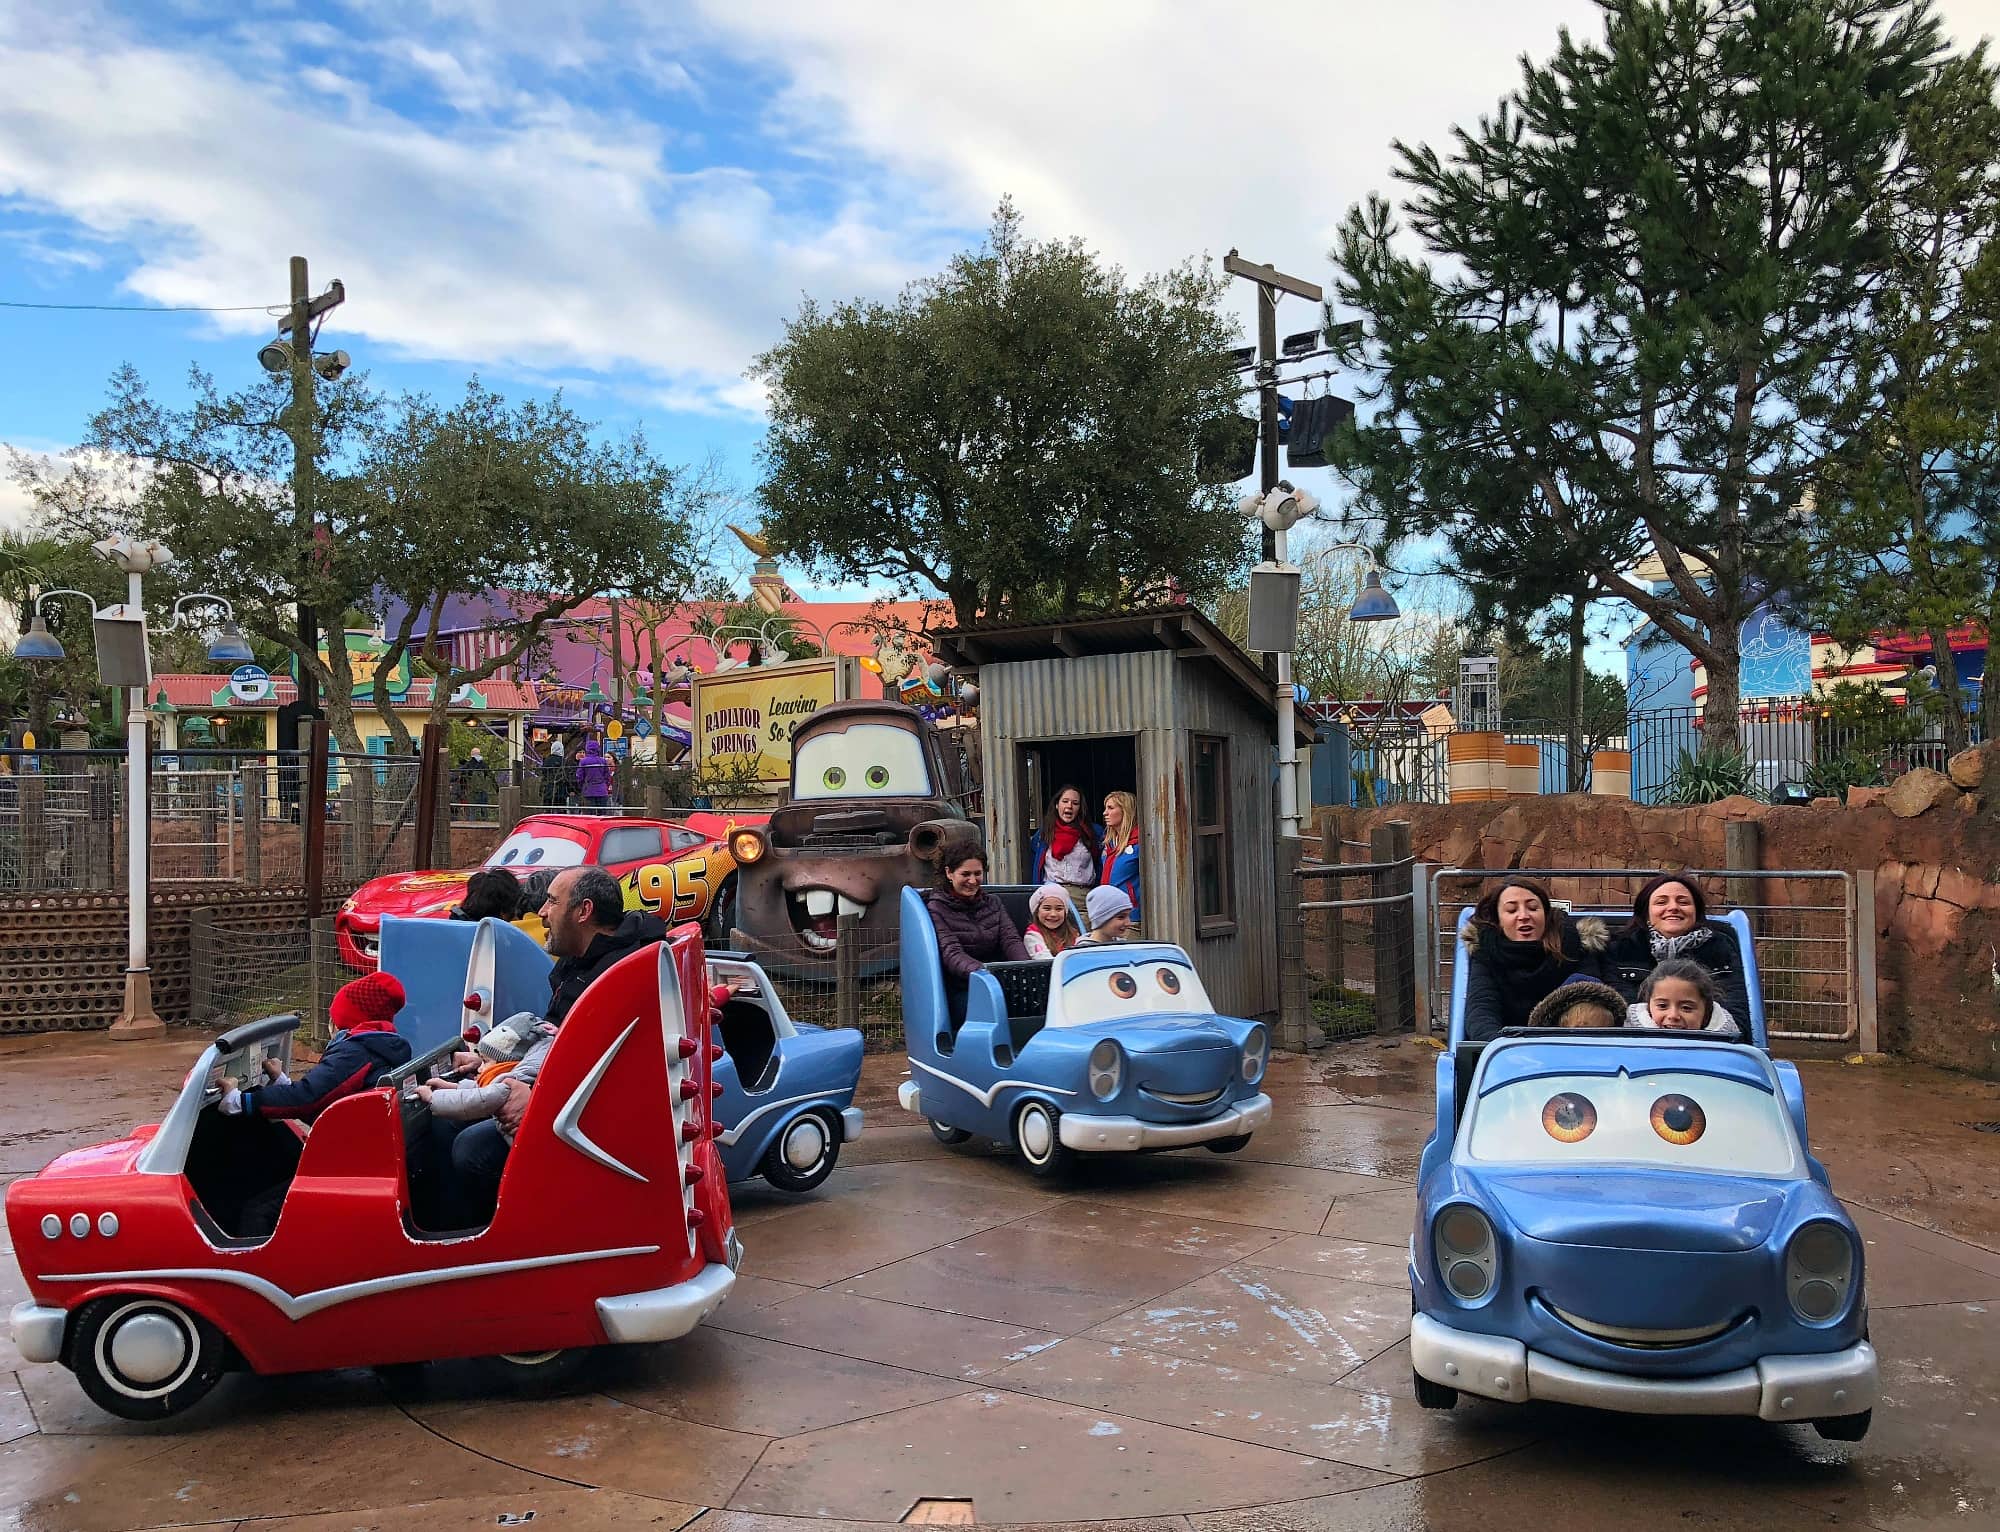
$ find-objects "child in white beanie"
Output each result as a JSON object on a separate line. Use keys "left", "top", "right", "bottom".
{"left": 1022, "top": 882, "right": 1085, "bottom": 959}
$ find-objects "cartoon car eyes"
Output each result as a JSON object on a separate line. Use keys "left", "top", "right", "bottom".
{"left": 1538, "top": 1090, "right": 1709, "bottom": 1146}
{"left": 1156, "top": 967, "right": 1181, "bottom": 995}
{"left": 823, "top": 766, "right": 846, "bottom": 790}
{"left": 1109, "top": 972, "right": 1138, "bottom": 1000}
{"left": 490, "top": 834, "right": 586, "bottom": 869}
{"left": 793, "top": 726, "right": 933, "bottom": 800}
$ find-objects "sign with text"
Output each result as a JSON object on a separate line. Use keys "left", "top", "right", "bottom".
{"left": 691, "top": 655, "right": 857, "bottom": 786}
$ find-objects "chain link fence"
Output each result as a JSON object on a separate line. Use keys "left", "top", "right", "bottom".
{"left": 1298, "top": 835, "right": 1419, "bottom": 1043}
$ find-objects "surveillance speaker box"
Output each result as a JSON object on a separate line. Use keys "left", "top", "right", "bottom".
{"left": 91, "top": 611, "right": 153, "bottom": 689}
{"left": 1246, "top": 564, "right": 1302, "bottom": 653}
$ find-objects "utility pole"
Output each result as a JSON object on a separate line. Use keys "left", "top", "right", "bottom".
{"left": 276, "top": 255, "right": 345, "bottom": 715}
{"left": 1224, "top": 252, "right": 1323, "bottom": 840}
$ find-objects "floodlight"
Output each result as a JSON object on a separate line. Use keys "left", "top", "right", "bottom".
{"left": 258, "top": 339, "right": 294, "bottom": 375}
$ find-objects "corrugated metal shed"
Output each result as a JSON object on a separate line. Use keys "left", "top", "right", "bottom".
{"left": 934, "top": 608, "right": 1289, "bottom": 1021}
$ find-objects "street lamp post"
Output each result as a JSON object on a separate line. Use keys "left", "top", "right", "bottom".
{"left": 18, "top": 538, "right": 251, "bottom": 1040}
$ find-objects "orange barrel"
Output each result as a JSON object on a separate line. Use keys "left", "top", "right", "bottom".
{"left": 1591, "top": 749, "right": 1632, "bottom": 799}
{"left": 1506, "top": 742, "right": 1541, "bottom": 797}
{"left": 1447, "top": 731, "right": 1507, "bottom": 801}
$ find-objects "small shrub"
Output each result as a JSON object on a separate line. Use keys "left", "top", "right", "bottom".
{"left": 1662, "top": 747, "right": 1757, "bottom": 805}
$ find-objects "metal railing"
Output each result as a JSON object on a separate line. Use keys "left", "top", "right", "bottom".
{"left": 1297, "top": 844, "right": 1420, "bottom": 1041}
{"left": 1425, "top": 866, "right": 1861, "bottom": 1043}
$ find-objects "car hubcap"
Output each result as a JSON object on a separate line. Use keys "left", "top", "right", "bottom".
{"left": 1019, "top": 1107, "right": 1053, "bottom": 1161}
{"left": 499, "top": 1350, "right": 564, "bottom": 1366}
{"left": 783, "top": 1116, "right": 828, "bottom": 1171}
{"left": 99, "top": 1304, "right": 196, "bottom": 1397}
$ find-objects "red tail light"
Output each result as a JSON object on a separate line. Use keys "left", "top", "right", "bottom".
{"left": 684, "top": 1164, "right": 705, "bottom": 1186}
{"left": 681, "top": 1120, "right": 703, "bottom": 1143}
{"left": 679, "top": 1078, "right": 700, "bottom": 1100}
{"left": 688, "top": 1208, "right": 707, "bottom": 1228}
{"left": 709, "top": 1042, "right": 727, "bottom": 1063}
{"left": 676, "top": 1036, "right": 699, "bottom": 1059}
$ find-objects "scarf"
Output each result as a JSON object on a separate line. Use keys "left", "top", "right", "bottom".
{"left": 1049, "top": 819, "right": 1083, "bottom": 860}
{"left": 1482, "top": 929, "right": 1568, "bottom": 984}
{"left": 1649, "top": 926, "right": 1713, "bottom": 961}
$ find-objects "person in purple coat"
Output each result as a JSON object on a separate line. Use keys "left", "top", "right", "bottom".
{"left": 925, "top": 843, "right": 1027, "bottom": 1027}
{"left": 575, "top": 735, "right": 613, "bottom": 807}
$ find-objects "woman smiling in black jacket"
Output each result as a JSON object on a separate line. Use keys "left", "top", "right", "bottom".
{"left": 1604, "top": 873, "right": 1754, "bottom": 1028}
{"left": 1461, "top": 877, "right": 1610, "bottom": 1041}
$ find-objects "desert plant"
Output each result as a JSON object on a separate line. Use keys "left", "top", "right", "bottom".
{"left": 1803, "top": 751, "right": 1885, "bottom": 801}
{"left": 1662, "top": 747, "right": 1758, "bottom": 805}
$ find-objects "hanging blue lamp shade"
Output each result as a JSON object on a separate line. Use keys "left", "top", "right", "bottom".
{"left": 13, "top": 613, "right": 65, "bottom": 662}
{"left": 1347, "top": 570, "right": 1401, "bottom": 623}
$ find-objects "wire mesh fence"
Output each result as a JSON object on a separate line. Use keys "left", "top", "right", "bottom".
{"left": 0, "top": 754, "right": 125, "bottom": 893}
{"left": 1298, "top": 842, "right": 1419, "bottom": 1043}
{"left": 1425, "top": 866, "right": 1858, "bottom": 1042}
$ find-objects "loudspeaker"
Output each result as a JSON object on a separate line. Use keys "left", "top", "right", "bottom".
{"left": 1246, "top": 564, "right": 1302, "bottom": 653}
{"left": 90, "top": 609, "right": 152, "bottom": 689}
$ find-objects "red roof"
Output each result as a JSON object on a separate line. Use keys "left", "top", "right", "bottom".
{"left": 152, "top": 675, "right": 540, "bottom": 712}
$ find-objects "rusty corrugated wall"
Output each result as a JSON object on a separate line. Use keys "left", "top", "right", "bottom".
{"left": 975, "top": 648, "right": 1279, "bottom": 1020}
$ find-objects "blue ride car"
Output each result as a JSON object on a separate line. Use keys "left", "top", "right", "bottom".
{"left": 378, "top": 916, "right": 864, "bottom": 1194}
{"left": 1411, "top": 906, "right": 1877, "bottom": 1440}
{"left": 894, "top": 885, "right": 1272, "bottom": 1177}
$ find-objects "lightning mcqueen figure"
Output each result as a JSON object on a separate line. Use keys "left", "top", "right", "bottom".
{"left": 5, "top": 926, "right": 739, "bottom": 1421}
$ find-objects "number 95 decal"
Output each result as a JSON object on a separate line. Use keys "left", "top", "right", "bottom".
{"left": 634, "top": 858, "right": 711, "bottom": 917}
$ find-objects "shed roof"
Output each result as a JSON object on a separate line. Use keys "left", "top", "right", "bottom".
{"left": 932, "top": 607, "right": 1300, "bottom": 732}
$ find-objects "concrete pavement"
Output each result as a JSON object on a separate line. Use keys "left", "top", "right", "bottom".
{"left": 1, "top": 1032, "right": 1996, "bottom": 1530}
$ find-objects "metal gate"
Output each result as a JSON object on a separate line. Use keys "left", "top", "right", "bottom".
{"left": 1297, "top": 842, "right": 1424, "bottom": 1041}
{"left": 1426, "top": 866, "right": 1865, "bottom": 1044}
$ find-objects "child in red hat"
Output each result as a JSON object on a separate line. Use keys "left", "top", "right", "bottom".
{"left": 221, "top": 971, "right": 413, "bottom": 1122}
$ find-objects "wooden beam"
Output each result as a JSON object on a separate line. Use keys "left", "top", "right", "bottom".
{"left": 1222, "top": 251, "right": 1322, "bottom": 302}
{"left": 1053, "top": 629, "right": 1082, "bottom": 658}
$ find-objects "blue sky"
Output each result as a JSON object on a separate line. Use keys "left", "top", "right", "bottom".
{"left": 2, "top": 0, "right": 1993, "bottom": 667}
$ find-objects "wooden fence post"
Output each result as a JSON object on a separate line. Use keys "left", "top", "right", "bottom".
{"left": 1371, "top": 820, "right": 1415, "bottom": 1034}
{"left": 303, "top": 723, "right": 330, "bottom": 920}
{"left": 497, "top": 784, "right": 522, "bottom": 837}
{"left": 1724, "top": 820, "right": 1761, "bottom": 923}
{"left": 241, "top": 766, "right": 263, "bottom": 884}
{"left": 835, "top": 910, "right": 861, "bottom": 1034}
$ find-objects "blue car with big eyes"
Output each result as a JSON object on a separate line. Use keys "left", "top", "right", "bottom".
{"left": 1411, "top": 907, "right": 1877, "bottom": 1440}
{"left": 893, "top": 885, "right": 1272, "bottom": 1177}
{"left": 379, "top": 916, "right": 864, "bottom": 1194}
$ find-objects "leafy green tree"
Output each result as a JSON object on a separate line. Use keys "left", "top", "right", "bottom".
{"left": 24, "top": 364, "right": 386, "bottom": 750}
{"left": 753, "top": 201, "right": 1249, "bottom": 625}
{"left": 1781, "top": 47, "right": 2000, "bottom": 749}
{"left": 1331, "top": 0, "right": 1947, "bottom": 751}
{"left": 358, "top": 382, "right": 710, "bottom": 752}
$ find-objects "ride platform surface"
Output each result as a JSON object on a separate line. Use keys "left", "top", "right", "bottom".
{"left": 1, "top": 1030, "right": 1996, "bottom": 1530}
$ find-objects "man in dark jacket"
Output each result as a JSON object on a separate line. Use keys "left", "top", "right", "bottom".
{"left": 441, "top": 866, "right": 665, "bottom": 1223}
{"left": 222, "top": 971, "right": 412, "bottom": 1121}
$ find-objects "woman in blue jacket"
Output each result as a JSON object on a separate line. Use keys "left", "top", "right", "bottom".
{"left": 1099, "top": 790, "right": 1141, "bottom": 928}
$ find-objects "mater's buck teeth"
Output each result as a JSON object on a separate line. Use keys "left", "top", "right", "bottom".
{"left": 836, "top": 894, "right": 868, "bottom": 918}
{"left": 803, "top": 889, "right": 835, "bottom": 918}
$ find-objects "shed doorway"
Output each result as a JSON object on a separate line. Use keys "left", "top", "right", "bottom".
{"left": 1016, "top": 736, "right": 1138, "bottom": 884}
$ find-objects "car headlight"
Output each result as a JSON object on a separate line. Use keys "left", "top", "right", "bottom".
{"left": 1087, "top": 1039, "right": 1123, "bottom": 1101}
{"left": 1433, "top": 1204, "right": 1496, "bottom": 1303}
{"left": 1240, "top": 1026, "right": 1269, "bottom": 1085}
{"left": 1787, "top": 1222, "right": 1856, "bottom": 1323}
{"left": 729, "top": 828, "right": 766, "bottom": 865}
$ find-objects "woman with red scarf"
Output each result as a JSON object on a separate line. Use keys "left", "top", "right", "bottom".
{"left": 1027, "top": 783, "right": 1101, "bottom": 910}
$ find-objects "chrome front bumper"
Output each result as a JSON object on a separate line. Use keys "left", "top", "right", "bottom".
{"left": 840, "top": 1106, "right": 865, "bottom": 1142}
{"left": 1410, "top": 1312, "right": 1879, "bottom": 1421}
{"left": 10, "top": 1301, "right": 66, "bottom": 1365}
{"left": 595, "top": 1260, "right": 736, "bottom": 1345}
{"left": 1058, "top": 1093, "right": 1273, "bottom": 1152}
{"left": 897, "top": 1078, "right": 922, "bottom": 1115}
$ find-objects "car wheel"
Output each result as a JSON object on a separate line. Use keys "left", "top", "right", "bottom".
{"left": 705, "top": 873, "right": 738, "bottom": 945}
{"left": 69, "top": 1295, "right": 231, "bottom": 1422}
{"left": 1412, "top": 1368, "right": 1459, "bottom": 1411}
{"left": 929, "top": 1118, "right": 973, "bottom": 1147}
{"left": 1205, "top": 1134, "right": 1253, "bottom": 1155}
{"left": 1813, "top": 1409, "right": 1872, "bottom": 1442}
{"left": 478, "top": 1348, "right": 591, "bottom": 1392}
{"left": 761, "top": 1109, "right": 842, "bottom": 1193}
{"left": 1012, "top": 1100, "right": 1073, "bottom": 1180}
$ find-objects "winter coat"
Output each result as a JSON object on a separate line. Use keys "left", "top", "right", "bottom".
{"left": 1461, "top": 916, "right": 1611, "bottom": 1042}
{"left": 1028, "top": 821, "right": 1103, "bottom": 887}
{"left": 1099, "top": 832, "right": 1142, "bottom": 924}
{"left": 428, "top": 1033, "right": 556, "bottom": 1142}
{"left": 548, "top": 911, "right": 668, "bottom": 1025}
{"left": 925, "top": 887, "right": 1028, "bottom": 981}
{"left": 575, "top": 745, "right": 613, "bottom": 800}
{"left": 242, "top": 1022, "right": 411, "bottom": 1122}
{"left": 1605, "top": 919, "right": 1754, "bottom": 1034}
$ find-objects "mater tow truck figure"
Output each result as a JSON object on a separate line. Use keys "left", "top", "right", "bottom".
{"left": 5, "top": 924, "right": 739, "bottom": 1421}
{"left": 725, "top": 699, "right": 970, "bottom": 980}
{"left": 1412, "top": 905, "right": 1877, "bottom": 1440}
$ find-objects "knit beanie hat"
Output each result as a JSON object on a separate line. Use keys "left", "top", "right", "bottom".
{"left": 1031, "top": 882, "right": 1072, "bottom": 920}
{"left": 331, "top": 971, "right": 407, "bottom": 1034}
{"left": 1086, "top": 885, "right": 1134, "bottom": 930}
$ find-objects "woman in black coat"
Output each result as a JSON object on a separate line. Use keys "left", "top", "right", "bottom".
{"left": 1604, "top": 873, "right": 1754, "bottom": 1029}
{"left": 1461, "top": 877, "right": 1611, "bottom": 1041}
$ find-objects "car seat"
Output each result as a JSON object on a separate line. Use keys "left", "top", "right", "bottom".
{"left": 716, "top": 997, "right": 779, "bottom": 1092}
{"left": 984, "top": 960, "right": 1053, "bottom": 1061}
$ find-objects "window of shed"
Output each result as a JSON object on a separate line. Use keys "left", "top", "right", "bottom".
{"left": 1193, "top": 735, "right": 1233, "bottom": 931}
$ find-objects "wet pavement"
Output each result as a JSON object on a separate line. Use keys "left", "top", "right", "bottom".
{"left": 1, "top": 1031, "right": 1997, "bottom": 1530}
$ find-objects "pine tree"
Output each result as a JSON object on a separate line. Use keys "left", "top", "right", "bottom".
{"left": 1332, "top": 0, "right": 1946, "bottom": 749}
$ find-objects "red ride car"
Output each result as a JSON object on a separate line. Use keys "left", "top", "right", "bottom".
{"left": 336, "top": 811, "right": 762, "bottom": 970}
{"left": 4, "top": 925, "right": 739, "bottom": 1421}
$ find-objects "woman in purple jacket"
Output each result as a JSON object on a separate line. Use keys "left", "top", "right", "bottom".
{"left": 925, "top": 844, "right": 1028, "bottom": 1028}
